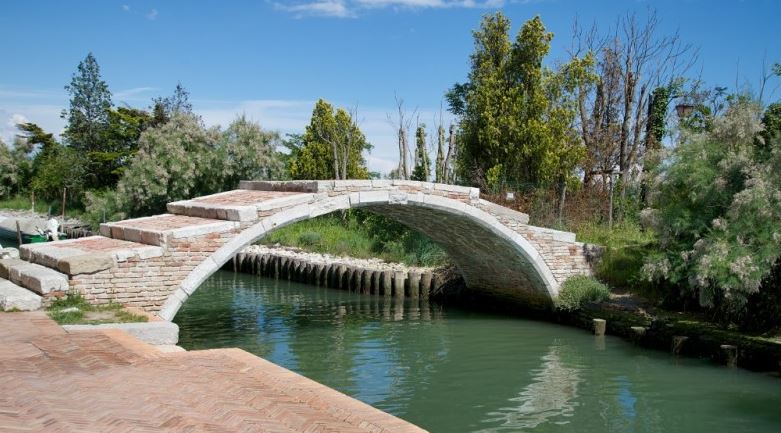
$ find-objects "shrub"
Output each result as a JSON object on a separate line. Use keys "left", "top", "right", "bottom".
{"left": 555, "top": 275, "right": 610, "bottom": 311}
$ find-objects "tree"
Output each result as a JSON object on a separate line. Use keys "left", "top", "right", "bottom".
{"left": 100, "top": 107, "right": 153, "bottom": 185}
{"left": 0, "top": 139, "right": 16, "bottom": 198}
{"left": 435, "top": 122, "right": 446, "bottom": 183}
{"left": 219, "top": 115, "right": 284, "bottom": 189}
{"left": 118, "top": 113, "right": 222, "bottom": 215}
{"left": 152, "top": 82, "right": 194, "bottom": 124}
{"left": 569, "top": 12, "right": 695, "bottom": 192}
{"left": 62, "top": 53, "right": 112, "bottom": 154}
{"left": 452, "top": 13, "right": 583, "bottom": 189}
{"left": 388, "top": 94, "right": 414, "bottom": 179}
{"left": 411, "top": 123, "right": 430, "bottom": 181}
{"left": 289, "top": 99, "right": 370, "bottom": 180}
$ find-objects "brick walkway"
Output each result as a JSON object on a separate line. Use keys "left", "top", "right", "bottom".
{"left": 0, "top": 312, "right": 427, "bottom": 433}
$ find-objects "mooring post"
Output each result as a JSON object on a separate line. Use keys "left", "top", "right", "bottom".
{"left": 393, "top": 271, "right": 406, "bottom": 298}
{"left": 721, "top": 344, "right": 738, "bottom": 368}
{"left": 408, "top": 270, "right": 421, "bottom": 299}
{"left": 593, "top": 318, "right": 606, "bottom": 336}
{"left": 630, "top": 326, "right": 646, "bottom": 344}
{"left": 672, "top": 336, "right": 688, "bottom": 356}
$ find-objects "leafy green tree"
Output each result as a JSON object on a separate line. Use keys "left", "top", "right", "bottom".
{"left": 218, "top": 115, "right": 284, "bottom": 189}
{"left": 289, "top": 99, "right": 370, "bottom": 180}
{"left": 452, "top": 13, "right": 582, "bottom": 189}
{"left": 62, "top": 53, "right": 112, "bottom": 153}
{"left": 0, "top": 139, "right": 16, "bottom": 198}
{"left": 643, "top": 100, "right": 781, "bottom": 319}
{"left": 100, "top": 107, "right": 153, "bottom": 184}
{"left": 151, "top": 83, "right": 194, "bottom": 125}
{"left": 118, "top": 113, "right": 222, "bottom": 215}
{"left": 411, "top": 124, "right": 430, "bottom": 181}
{"left": 758, "top": 102, "right": 781, "bottom": 159}
{"left": 30, "top": 144, "right": 87, "bottom": 202}
{"left": 61, "top": 53, "right": 114, "bottom": 188}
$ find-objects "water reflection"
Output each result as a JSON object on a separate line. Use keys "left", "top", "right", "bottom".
{"left": 175, "top": 271, "right": 781, "bottom": 433}
{"left": 477, "top": 345, "right": 581, "bottom": 432}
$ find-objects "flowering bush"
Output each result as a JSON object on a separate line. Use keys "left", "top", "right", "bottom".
{"left": 643, "top": 100, "right": 781, "bottom": 320}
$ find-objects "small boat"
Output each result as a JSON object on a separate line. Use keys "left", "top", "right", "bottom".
{"left": 0, "top": 216, "right": 66, "bottom": 245}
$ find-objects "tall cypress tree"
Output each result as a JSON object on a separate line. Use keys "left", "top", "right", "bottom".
{"left": 62, "top": 53, "right": 112, "bottom": 153}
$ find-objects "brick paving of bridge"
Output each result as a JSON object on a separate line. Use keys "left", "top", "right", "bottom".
{"left": 0, "top": 312, "right": 427, "bottom": 433}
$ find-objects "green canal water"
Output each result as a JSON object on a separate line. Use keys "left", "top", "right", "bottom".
{"left": 174, "top": 270, "right": 781, "bottom": 433}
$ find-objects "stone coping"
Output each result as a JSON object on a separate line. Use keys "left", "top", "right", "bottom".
{"left": 240, "top": 179, "right": 481, "bottom": 199}
{"left": 100, "top": 214, "right": 238, "bottom": 246}
{"left": 168, "top": 190, "right": 320, "bottom": 222}
{"left": 20, "top": 236, "right": 164, "bottom": 274}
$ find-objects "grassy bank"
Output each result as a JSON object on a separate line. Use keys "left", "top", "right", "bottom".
{"left": 0, "top": 195, "right": 84, "bottom": 219}
{"left": 261, "top": 211, "right": 448, "bottom": 267}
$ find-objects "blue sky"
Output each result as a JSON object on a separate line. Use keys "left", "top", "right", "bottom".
{"left": 1, "top": 0, "right": 779, "bottom": 173}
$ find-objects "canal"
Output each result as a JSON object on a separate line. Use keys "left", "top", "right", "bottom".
{"left": 176, "top": 271, "right": 780, "bottom": 432}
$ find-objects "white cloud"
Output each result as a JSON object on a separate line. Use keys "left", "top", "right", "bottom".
{"left": 275, "top": 0, "right": 503, "bottom": 18}
{"left": 274, "top": 1, "right": 356, "bottom": 18}
{"left": 121, "top": 4, "right": 130, "bottom": 12}
{"left": 146, "top": 9, "right": 158, "bottom": 20}
{"left": 115, "top": 87, "right": 158, "bottom": 101}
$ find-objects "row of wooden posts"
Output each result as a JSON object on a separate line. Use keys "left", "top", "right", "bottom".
{"left": 592, "top": 318, "right": 739, "bottom": 368}
{"left": 230, "top": 252, "right": 440, "bottom": 299}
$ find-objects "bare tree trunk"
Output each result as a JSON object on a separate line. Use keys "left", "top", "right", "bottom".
{"left": 444, "top": 124, "right": 457, "bottom": 184}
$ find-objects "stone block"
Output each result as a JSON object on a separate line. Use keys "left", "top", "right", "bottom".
{"left": 63, "top": 321, "right": 179, "bottom": 345}
{"left": 0, "top": 278, "right": 42, "bottom": 311}
{"left": 58, "top": 253, "right": 115, "bottom": 275}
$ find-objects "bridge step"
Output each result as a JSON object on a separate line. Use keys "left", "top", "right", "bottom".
{"left": 0, "top": 277, "right": 42, "bottom": 311}
{"left": 167, "top": 189, "right": 316, "bottom": 222}
{"left": 20, "top": 236, "right": 164, "bottom": 275}
{"left": 100, "top": 214, "right": 238, "bottom": 247}
{"left": 0, "top": 258, "right": 69, "bottom": 295}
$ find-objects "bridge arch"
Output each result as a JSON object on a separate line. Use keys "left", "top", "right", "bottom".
{"left": 19, "top": 180, "right": 594, "bottom": 319}
{"left": 157, "top": 183, "right": 563, "bottom": 321}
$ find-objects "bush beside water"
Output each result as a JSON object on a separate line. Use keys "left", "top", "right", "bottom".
{"left": 555, "top": 276, "right": 610, "bottom": 311}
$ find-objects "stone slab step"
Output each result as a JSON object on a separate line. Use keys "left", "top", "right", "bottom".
{"left": 20, "top": 236, "right": 164, "bottom": 275}
{"left": 0, "top": 277, "right": 42, "bottom": 311}
{"left": 0, "top": 258, "right": 68, "bottom": 295}
{"left": 100, "top": 214, "right": 238, "bottom": 247}
{"left": 63, "top": 321, "right": 179, "bottom": 345}
{"left": 167, "top": 189, "right": 316, "bottom": 222}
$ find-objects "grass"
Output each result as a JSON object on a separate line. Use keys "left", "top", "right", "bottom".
{"left": 261, "top": 213, "right": 449, "bottom": 267}
{"left": 0, "top": 194, "right": 85, "bottom": 219}
{"left": 573, "top": 219, "right": 660, "bottom": 299}
{"left": 47, "top": 292, "right": 148, "bottom": 325}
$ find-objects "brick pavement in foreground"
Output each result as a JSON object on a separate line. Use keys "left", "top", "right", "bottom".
{"left": 0, "top": 312, "right": 427, "bottom": 433}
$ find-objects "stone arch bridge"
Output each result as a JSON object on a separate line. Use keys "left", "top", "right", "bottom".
{"left": 11, "top": 181, "right": 598, "bottom": 320}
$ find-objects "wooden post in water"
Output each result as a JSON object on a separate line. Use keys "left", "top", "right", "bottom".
{"left": 408, "top": 271, "right": 421, "bottom": 299}
{"left": 672, "top": 336, "right": 688, "bottom": 356}
{"left": 721, "top": 344, "right": 738, "bottom": 368}
{"left": 16, "top": 221, "right": 23, "bottom": 246}
{"left": 393, "top": 271, "right": 406, "bottom": 298}
{"left": 419, "top": 272, "right": 432, "bottom": 300}
{"left": 593, "top": 318, "right": 606, "bottom": 336}
{"left": 382, "top": 271, "right": 393, "bottom": 297}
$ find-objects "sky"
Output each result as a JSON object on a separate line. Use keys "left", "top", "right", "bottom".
{"left": 1, "top": 0, "right": 779, "bottom": 174}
